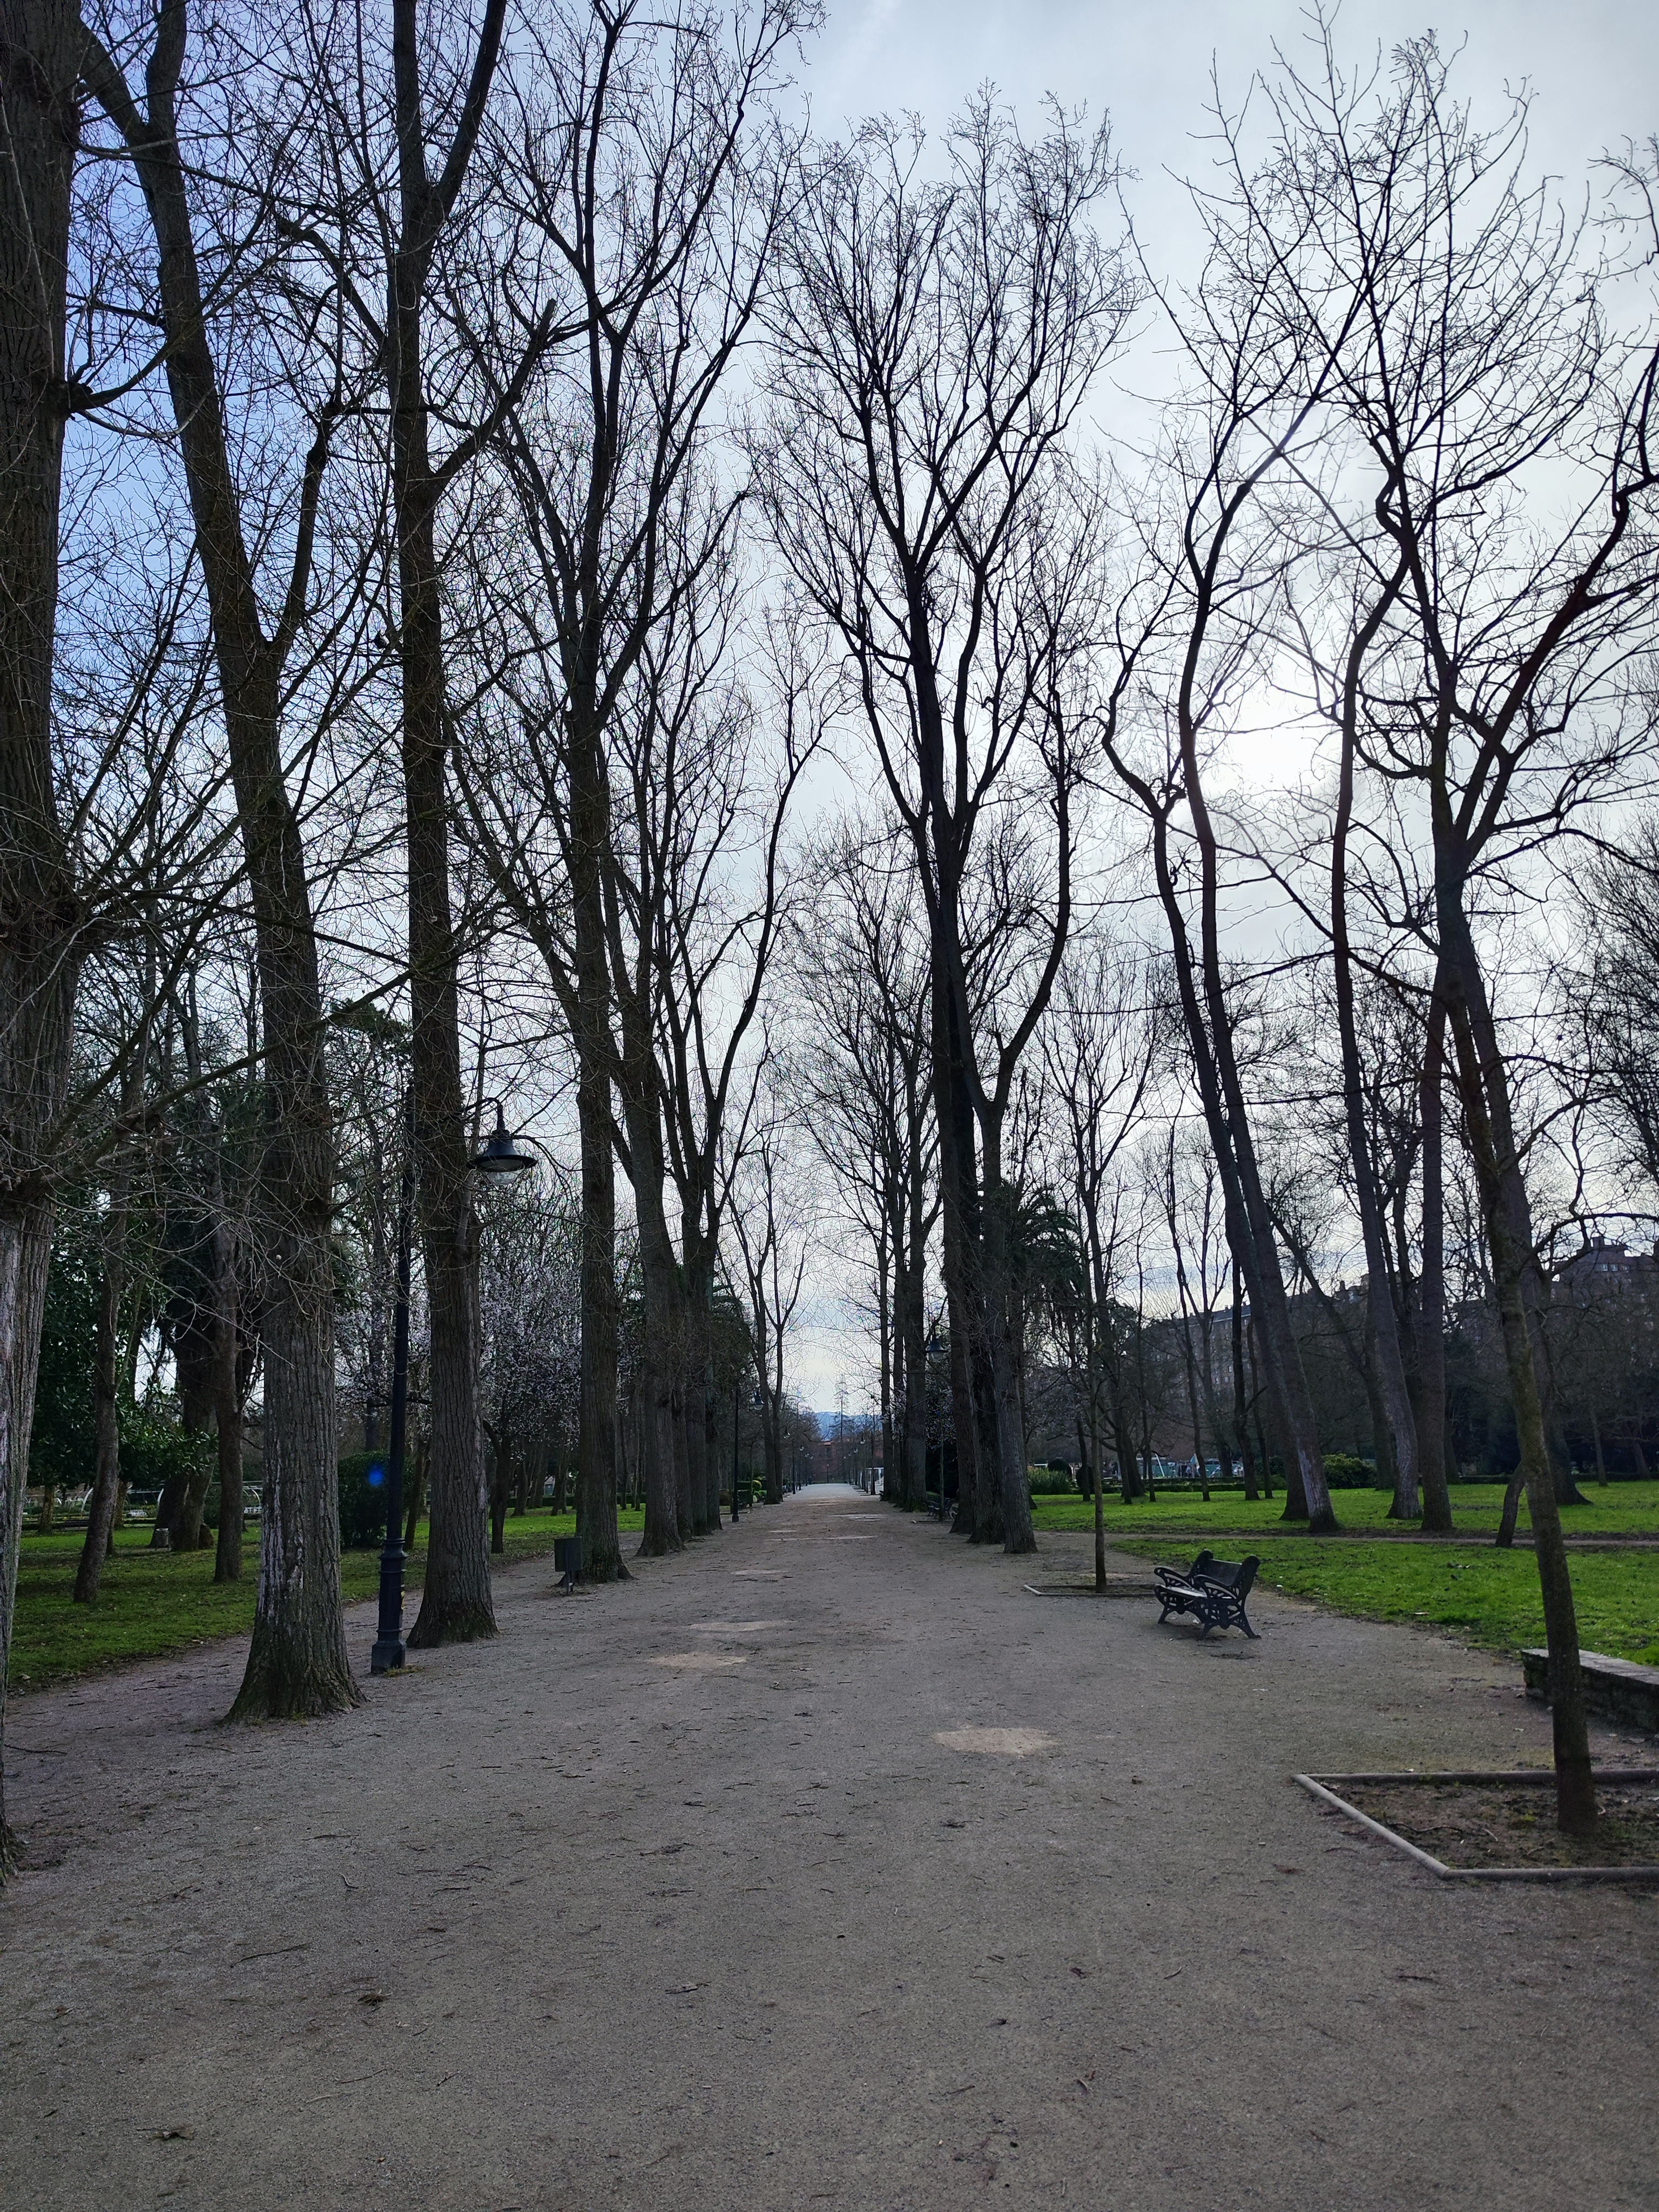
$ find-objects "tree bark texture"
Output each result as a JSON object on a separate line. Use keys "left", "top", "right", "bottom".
{"left": 572, "top": 1085, "right": 622, "bottom": 1568}
{"left": 392, "top": 0, "right": 499, "bottom": 1649}
{"left": 1231, "top": 1274, "right": 1259, "bottom": 1501}
{"left": 211, "top": 1213, "right": 244, "bottom": 1580}
{"left": 0, "top": 0, "right": 92, "bottom": 1863}
{"left": 980, "top": 1159, "right": 1035, "bottom": 1553}
{"left": 84, "top": 6, "right": 356, "bottom": 1717}
{"left": 1440, "top": 892, "right": 1595, "bottom": 1832}
{"left": 622, "top": 1091, "right": 683, "bottom": 1557}
{"left": 1414, "top": 992, "right": 1453, "bottom": 1532}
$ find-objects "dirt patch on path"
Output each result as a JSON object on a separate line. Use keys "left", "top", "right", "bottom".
{"left": 1334, "top": 1772, "right": 1659, "bottom": 1872}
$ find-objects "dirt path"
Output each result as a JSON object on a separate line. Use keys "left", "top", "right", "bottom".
{"left": 2, "top": 1485, "right": 1654, "bottom": 2211}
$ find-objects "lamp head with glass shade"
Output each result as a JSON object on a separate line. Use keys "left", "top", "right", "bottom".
{"left": 471, "top": 1102, "right": 537, "bottom": 1178}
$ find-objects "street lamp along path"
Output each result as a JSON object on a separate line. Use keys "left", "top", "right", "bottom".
{"left": 473, "top": 1101, "right": 539, "bottom": 1178}
{"left": 370, "top": 1097, "right": 535, "bottom": 1676}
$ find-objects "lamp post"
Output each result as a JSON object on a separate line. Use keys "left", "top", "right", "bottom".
{"left": 370, "top": 1095, "right": 535, "bottom": 1675}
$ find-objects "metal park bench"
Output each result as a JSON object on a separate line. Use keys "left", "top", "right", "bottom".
{"left": 553, "top": 1536, "right": 583, "bottom": 1593}
{"left": 1154, "top": 1551, "right": 1260, "bottom": 1640}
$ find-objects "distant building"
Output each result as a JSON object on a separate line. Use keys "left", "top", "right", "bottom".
{"left": 1555, "top": 1236, "right": 1659, "bottom": 1296}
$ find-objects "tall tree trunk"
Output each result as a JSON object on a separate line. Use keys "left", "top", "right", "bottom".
{"left": 1089, "top": 1388, "right": 1106, "bottom": 1590}
{"left": 902, "top": 1283, "right": 927, "bottom": 1513}
{"left": 628, "top": 1164, "right": 683, "bottom": 1555}
{"left": 1135, "top": 782, "right": 1333, "bottom": 1527}
{"left": 179, "top": 1159, "right": 216, "bottom": 1546}
{"left": 1414, "top": 992, "right": 1453, "bottom": 1530}
{"left": 680, "top": 1250, "right": 716, "bottom": 1537}
{"left": 1110, "top": 1366, "right": 1139, "bottom": 1501}
{"left": 1442, "top": 899, "right": 1595, "bottom": 1833}
{"left": 1178, "top": 1317, "right": 1208, "bottom": 1499}
{"left": 1231, "top": 1273, "right": 1259, "bottom": 1501}
{"left": 489, "top": 1437, "right": 509, "bottom": 1555}
{"left": 876, "top": 1229, "right": 894, "bottom": 1502}
{"left": 1495, "top": 1468, "right": 1525, "bottom": 1548}
{"left": 1588, "top": 1404, "right": 1607, "bottom": 1487}
{"left": 0, "top": 0, "right": 90, "bottom": 1867}
{"left": 392, "top": 0, "right": 497, "bottom": 1651}
{"left": 402, "top": 1433, "right": 426, "bottom": 1552}
{"left": 932, "top": 966, "right": 980, "bottom": 1540}
{"left": 84, "top": 10, "right": 355, "bottom": 1717}
{"left": 74, "top": 1204, "right": 128, "bottom": 1603}
{"left": 1332, "top": 596, "right": 1422, "bottom": 1519}
{"left": 572, "top": 946, "right": 624, "bottom": 1576}
{"left": 980, "top": 1161, "right": 1035, "bottom": 1555}
{"left": 212, "top": 1214, "right": 244, "bottom": 1581}
{"left": 179, "top": 1454, "right": 214, "bottom": 1551}
{"left": 671, "top": 1370, "right": 697, "bottom": 1536}
{"left": 902, "top": 1069, "right": 929, "bottom": 1512}
{"left": 157, "top": 1306, "right": 211, "bottom": 1547}
{"left": 936, "top": 963, "right": 1001, "bottom": 1542}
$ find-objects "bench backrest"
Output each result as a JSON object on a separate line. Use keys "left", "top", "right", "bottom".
{"left": 1201, "top": 1554, "right": 1258, "bottom": 1597}
{"left": 1188, "top": 1549, "right": 1215, "bottom": 1582}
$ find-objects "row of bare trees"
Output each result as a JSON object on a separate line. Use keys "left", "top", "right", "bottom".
{"left": 2, "top": 0, "right": 1656, "bottom": 1862}
{"left": 769, "top": 31, "right": 1659, "bottom": 1843}
{"left": 0, "top": 0, "right": 816, "bottom": 1866}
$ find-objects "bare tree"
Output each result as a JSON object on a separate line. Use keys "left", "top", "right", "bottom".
{"left": 759, "top": 100, "right": 1136, "bottom": 1552}
{"left": 786, "top": 818, "right": 937, "bottom": 1511}
{"left": 80, "top": 0, "right": 370, "bottom": 1711}
{"left": 1101, "top": 107, "right": 1365, "bottom": 1532}
{"left": 1038, "top": 928, "right": 1156, "bottom": 1579}
{"left": 448, "top": 0, "right": 806, "bottom": 1565}
{"left": 0, "top": 0, "right": 89, "bottom": 1866}
{"left": 1258, "top": 29, "right": 1659, "bottom": 1828}
{"left": 727, "top": 1088, "right": 811, "bottom": 1505}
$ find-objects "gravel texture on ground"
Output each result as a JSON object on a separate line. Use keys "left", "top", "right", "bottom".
{"left": 2, "top": 1483, "right": 1656, "bottom": 2211}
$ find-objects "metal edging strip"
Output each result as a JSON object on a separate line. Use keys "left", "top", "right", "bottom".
{"left": 1293, "top": 1771, "right": 1659, "bottom": 1883}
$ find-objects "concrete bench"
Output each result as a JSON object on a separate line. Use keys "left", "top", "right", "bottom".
{"left": 1522, "top": 1649, "right": 1659, "bottom": 1734}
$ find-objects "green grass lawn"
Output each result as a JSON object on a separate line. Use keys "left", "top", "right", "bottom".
{"left": 1030, "top": 1479, "right": 1659, "bottom": 1541}
{"left": 1034, "top": 1482, "right": 1659, "bottom": 1665}
{"left": 1103, "top": 1536, "right": 1659, "bottom": 1667}
{"left": 9, "top": 1505, "right": 649, "bottom": 1693}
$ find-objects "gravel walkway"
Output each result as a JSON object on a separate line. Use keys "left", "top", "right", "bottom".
{"left": 2, "top": 1484, "right": 1654, "bottom": 2211}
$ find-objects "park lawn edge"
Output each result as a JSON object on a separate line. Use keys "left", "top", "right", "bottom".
{"left": 1107, "top": 1534, "right": 1659, "bottom": 1670}
{"left": 9, "top": 1506, "right": 651, "bottom": 1696}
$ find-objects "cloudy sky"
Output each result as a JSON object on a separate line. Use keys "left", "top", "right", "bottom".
{"left": 763, "top": 0, "right": 1657, "bottom": 1413}
{"left": 808, "top": 0, "right": 1651, "bottom": 199}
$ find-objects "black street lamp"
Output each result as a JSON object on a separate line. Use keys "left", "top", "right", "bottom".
{"left": 473, "top": 1100, "right": 539, "bottom": 1177}
{"left": 370, "top": 1094, "right": 534, "bottom": 1676}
